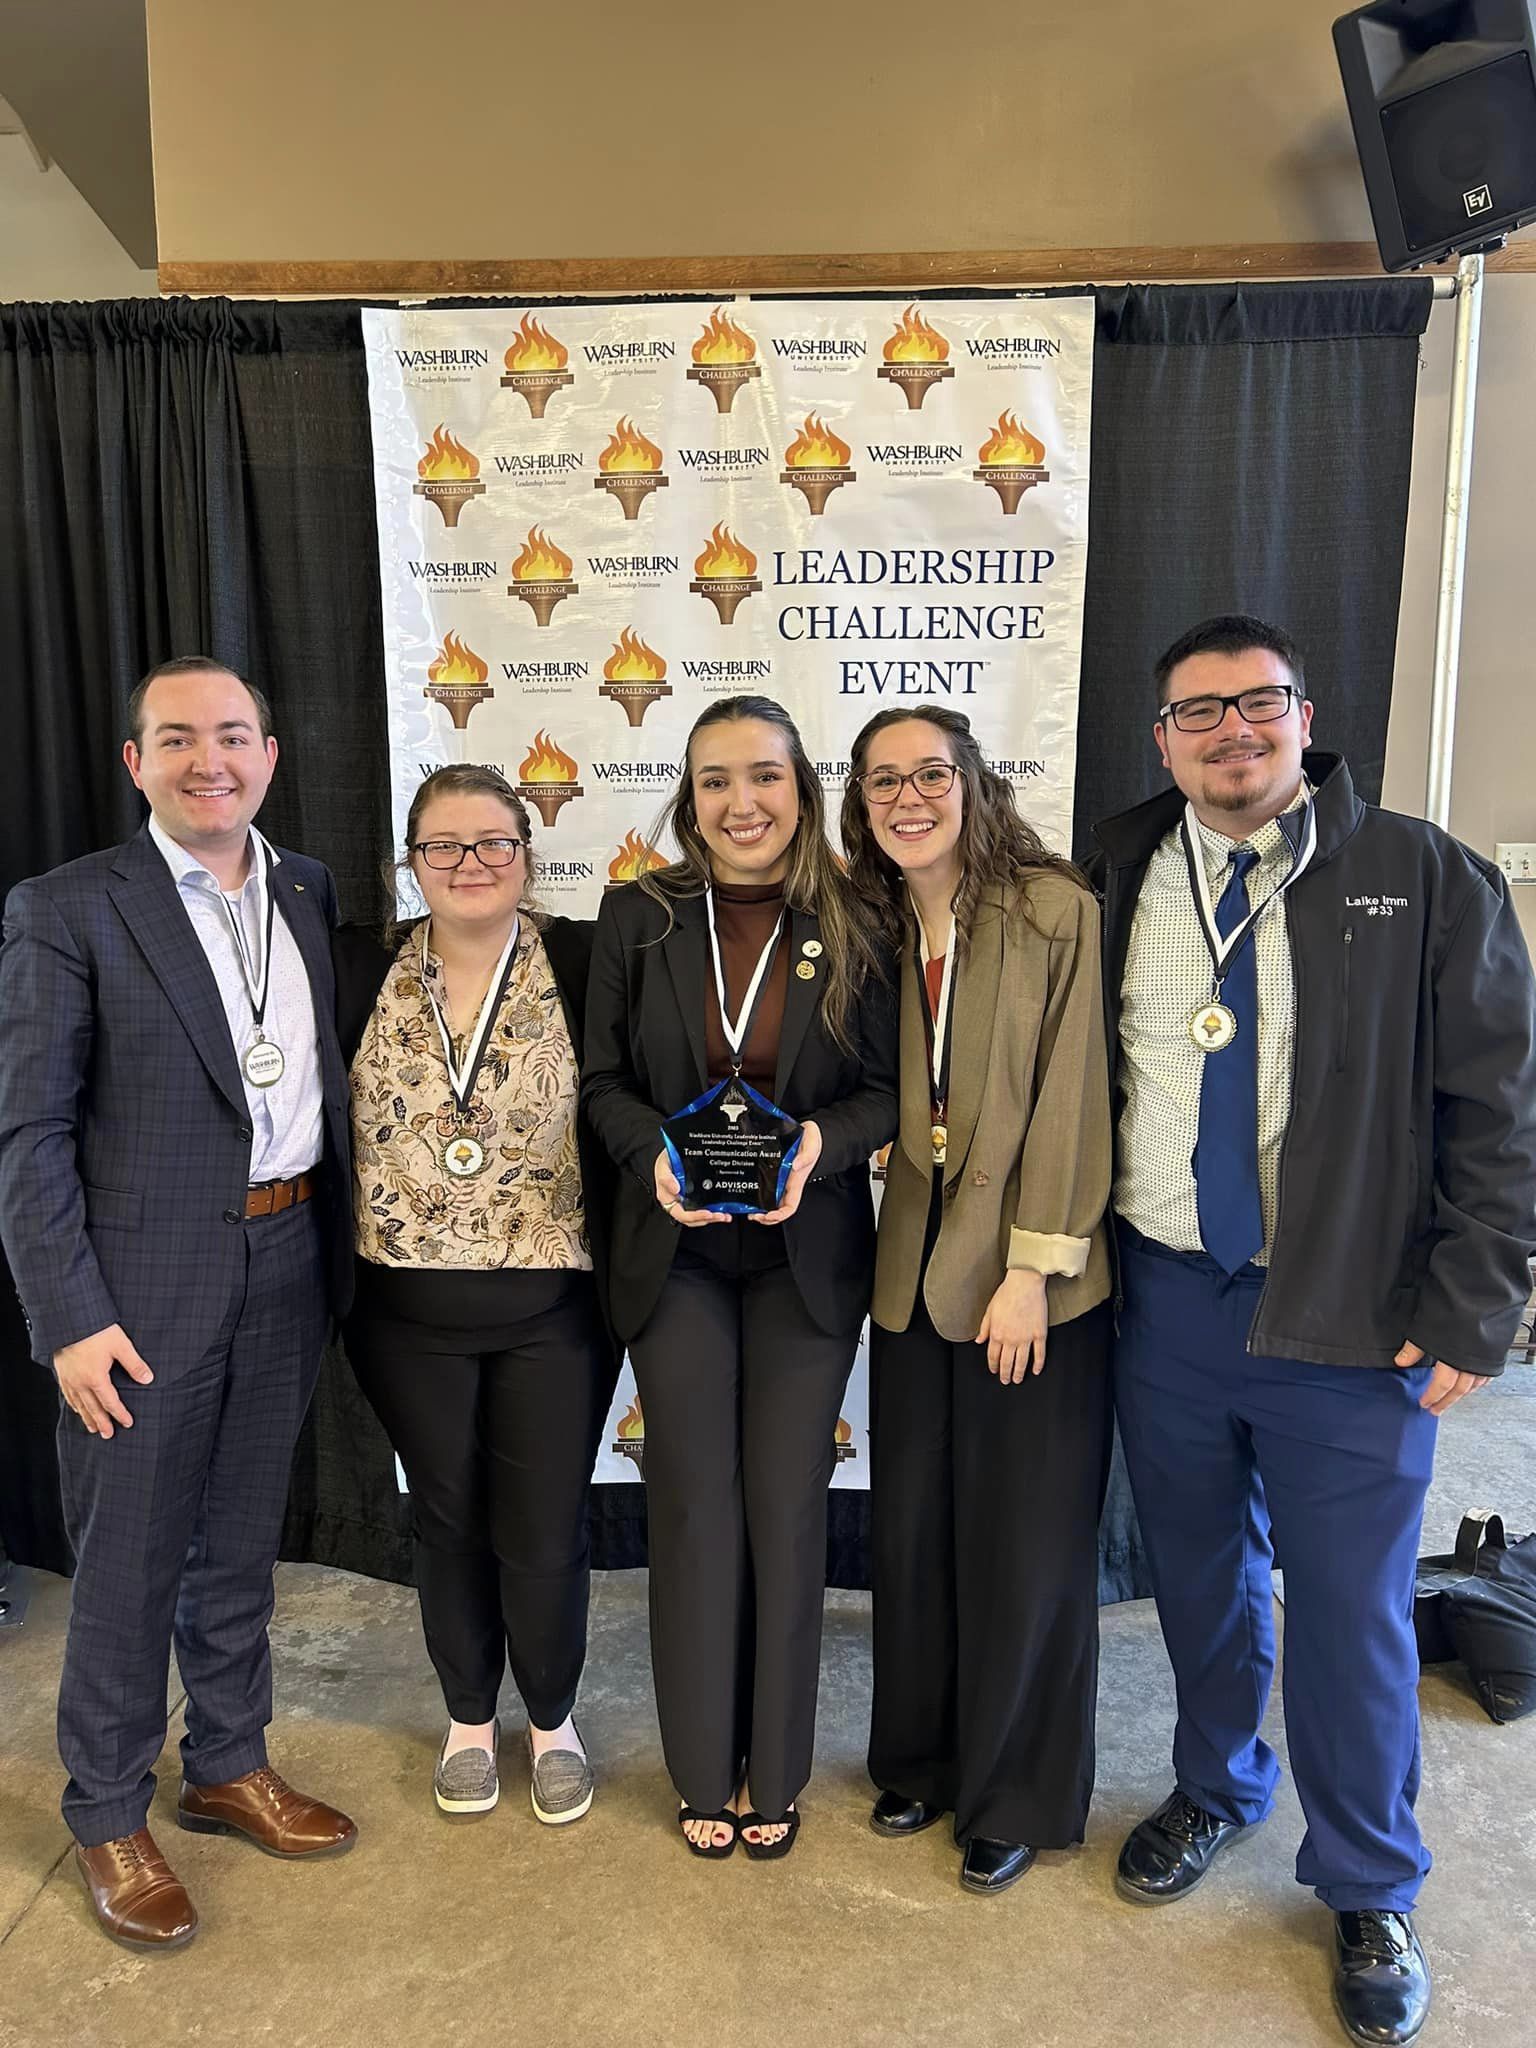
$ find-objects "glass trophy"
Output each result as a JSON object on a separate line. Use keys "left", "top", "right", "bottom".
{"left": 660, "top": 1076, "right": 803, "bottom": 1216}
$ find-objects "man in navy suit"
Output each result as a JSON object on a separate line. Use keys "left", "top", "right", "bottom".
{"left": 0, "top": 658, "right": 358, "bottom": 1953}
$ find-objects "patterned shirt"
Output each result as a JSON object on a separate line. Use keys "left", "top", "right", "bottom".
{"left": 350, "top": 920, "right": 590, "bottom": 1271}
{"left": 1112, "top": 787, "right": 1308, "bottom": 1266}
{"left": 148, "top": 817, "right": 324, "bottom": 1181}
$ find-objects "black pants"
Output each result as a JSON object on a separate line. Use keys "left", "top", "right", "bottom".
{"left": 629, "top": 1243, "right": 859, "bottom": 1820}
{"left": 868, "top": 1286, "right": 1112, "bottom": 1848}
{"left": 346, "top": 1268, "right": 614, "bottom": 1728}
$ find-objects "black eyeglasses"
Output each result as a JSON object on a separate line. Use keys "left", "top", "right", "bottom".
{"left": 1158, "top": 685, "right": 1300, "bottom": 733}
{"left": 411, "top": 837, "right": 525, "bottom": 870}
{"left": 856, "top": 763, "right": 960, "bottom": 804}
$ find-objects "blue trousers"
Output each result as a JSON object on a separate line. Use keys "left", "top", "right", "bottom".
{"left": 1114, "top": 1226, "right": 1438, "bottom": 1912}
{"left": 56, "top": 1201, "right": 328, "bottom": 1846}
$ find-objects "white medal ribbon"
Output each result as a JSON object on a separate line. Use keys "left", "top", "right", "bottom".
{"left": 421, "top": 915, "right": 521, "bottom": 1114}
{"left": 705, "top": 888, "right": 784, "bottom": 1073}
{"left": 918, "top": 912, "right": 958, "bottom": 1104}
{"left": 1181, "top": 793, "right": 1317, "bottom": 992}
{"left": 216, "top": 841, "right": 278, "bottom": 1044}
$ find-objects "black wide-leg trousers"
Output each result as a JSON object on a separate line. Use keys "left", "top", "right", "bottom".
{"left": 868, "top": 1288, "right": 1112, "bottom": 1848}
{"left": 347, "top": 1271, "right": 614, "bottom": 1729}
{"left": 628, "top": 1249, "right": 858, "bottom": 1821}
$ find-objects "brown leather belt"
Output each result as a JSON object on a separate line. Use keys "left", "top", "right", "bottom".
{"left": 245, "top": 1172, "right": 315, "bottom": 1219}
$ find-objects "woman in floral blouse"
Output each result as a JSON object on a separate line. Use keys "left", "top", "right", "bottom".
{"left": 335, "top": 766, "right": 615, "bottom": 1827}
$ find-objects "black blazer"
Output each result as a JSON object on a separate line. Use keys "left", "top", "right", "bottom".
{"left": 581, "top": 882, "right": 899, "bottom": 1342}
{"left": 331, "top": 915, "right": 616, "bottom": 1340}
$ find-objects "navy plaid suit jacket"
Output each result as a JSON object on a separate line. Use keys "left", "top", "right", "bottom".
{"left": 0, "top": 824, "right": 354, "bottom": 1376}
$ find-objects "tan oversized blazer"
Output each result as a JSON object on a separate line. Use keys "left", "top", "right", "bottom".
{"left": 871, "top": 870, "right": 1112, "bottom": 1341}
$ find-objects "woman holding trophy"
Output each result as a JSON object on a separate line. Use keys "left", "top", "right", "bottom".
{"left": 583, "top": 696, "right": 897, "bottom": 1860}
{"left": 841, "top": 707, "right": 1113, "bottom": 1897}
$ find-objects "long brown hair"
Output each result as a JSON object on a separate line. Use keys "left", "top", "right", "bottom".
{"left": 638, "top": 695, "right": 878, "bottom": 1050}
{"left": 388, "top": 765, "right": 542, "bottom": 935}
{"left": 840, "top": 707, "right": 1086, "bottom": 957}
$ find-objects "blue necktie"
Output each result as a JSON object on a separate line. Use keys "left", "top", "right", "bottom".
{"left": 1194, "top": 846, "right": 1263, "bottom": 1274}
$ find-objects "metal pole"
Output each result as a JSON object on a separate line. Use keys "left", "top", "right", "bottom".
{"left": 1425, "top": 251, "right": 1485, "bottom": 830}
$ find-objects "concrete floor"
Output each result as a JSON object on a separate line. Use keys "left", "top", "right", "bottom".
{"left": 3, "top": 1374, "right": 1534, "bottom": 2048}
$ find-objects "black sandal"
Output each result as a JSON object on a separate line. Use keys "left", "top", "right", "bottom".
{"left": 678, "top": 1805, "right": 738, "bottom": 1859}
{"left": 740, "top": 1807, "right": 800, "bottom": 1861}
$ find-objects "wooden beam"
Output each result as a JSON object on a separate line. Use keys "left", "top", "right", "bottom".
{"left": 158, "top": 242, "right": 1536, "bottom": 297}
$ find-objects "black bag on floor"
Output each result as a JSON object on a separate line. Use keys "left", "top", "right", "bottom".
{"left": 1414, "top": 1510, "right": 1536, "bottom": 1724}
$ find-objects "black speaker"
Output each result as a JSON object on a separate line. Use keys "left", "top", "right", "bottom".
{"left": 1334, "top": 0, "right": 1536, "bottom": 269}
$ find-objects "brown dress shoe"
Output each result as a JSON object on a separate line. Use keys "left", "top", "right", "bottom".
{"left": 75, "top": 1829, "right": 198, "bottom": 1952}
{"left": 177, "top": 1767, "right": 357, "bottom": 1859}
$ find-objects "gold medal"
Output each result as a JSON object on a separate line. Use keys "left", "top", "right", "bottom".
{"left": 931, "top": 1121, "right": 948, "bottom": 1165}
{"left": 443, "top": 1135, "right": 487, "bottom": 1178}
{"left": 1189, "top": 1002, "right": 1238, "bottom": 1052}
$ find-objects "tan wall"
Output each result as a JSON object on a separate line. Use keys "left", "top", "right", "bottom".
{"left": 0, "top": 137, "right": 159, "bottom": 299}
{"left": 1386, "top": 277, "right": 1536, "bottom": 958}
{"left": 145, "top": 0, "right": 1374, "bottom": 262}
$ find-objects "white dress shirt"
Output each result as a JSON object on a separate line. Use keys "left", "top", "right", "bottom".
{"left": 148, "top": 817, "right": 324, "bottom": 1181}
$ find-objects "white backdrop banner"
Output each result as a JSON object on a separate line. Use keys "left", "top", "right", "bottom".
{"left": 362, "top": 292, "right": 1095, "bottom": 1488}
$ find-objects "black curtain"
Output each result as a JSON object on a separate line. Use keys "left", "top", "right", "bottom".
{"left": 0, "top": 281, "right": 1432, "bottom": 1601}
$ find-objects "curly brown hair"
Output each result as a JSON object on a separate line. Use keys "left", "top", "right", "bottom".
{"left": 840, "top": 707, "right": 1086, "bottom": 957}
{"left": 638, "top": 695, "right": 881, "bottom": 1050}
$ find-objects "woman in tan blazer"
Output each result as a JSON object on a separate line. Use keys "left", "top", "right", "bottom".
{"left": 841, "top": 706, "right": 1114, "bottom": 1898}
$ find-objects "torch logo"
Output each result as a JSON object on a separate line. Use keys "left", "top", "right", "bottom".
{"left": 517, "top": 730, "right": 583, "bottom": 827}
{"left": 500, "top": 314, "right": 575, "bottom": 418}
{"left": 599, "top": 628, "right": 672, "bottom": 728}
{"left": 612, "top": 1394, "right": 646, "bottom": 1472}
{"left": 595, "top": 417, "right": 669, "bottom": 521}
{"left": 424, "top": 631, "right": 494, "bottom": 731}
{"left": 508, "top": 526, "right": 578, "bottom": 627}
{"left": 606, "top": 830, "right": 667, "bottom": 891}
{"left": 686, "top": 306, "right": 761, "bottom": 414}
{"left": 690, "top": 524, "right": 762, "bottom": 625}
{"left": 974, "top": 411, "right": 1050, "bottom": 514}
{"left": 834, "top": 1416, "right": 857, "bottom": 1464}
{"left": 781, "top": 414, "right": 857, "bottom": 515}
{"left": 414, "top": 425, "right": 486, "bottom": 528}
{"left": 878, "top": 304, "right": 954, "bottom": 410}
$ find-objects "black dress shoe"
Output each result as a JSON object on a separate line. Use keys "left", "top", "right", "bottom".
{"left": 870, "top": 1791, "right": 946, "bottom": 1837}
{"left": 1332, "top": 1911, "right": 1431, "bottom": 2047}
{"left": 1115, "top": 1789, "right": 1259, "bottom": 1904}
{"left": 959, "top": 1838, "right": 1035, "bottom": 1894}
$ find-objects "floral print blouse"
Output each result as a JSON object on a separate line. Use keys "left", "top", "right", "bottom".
{"left": 350, "top": 920, "right": 590, "bottom": 1271}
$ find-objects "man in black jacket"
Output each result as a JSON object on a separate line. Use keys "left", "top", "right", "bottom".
{"left": 1090, "top": 616, "right": 1536, "bottom": 2048}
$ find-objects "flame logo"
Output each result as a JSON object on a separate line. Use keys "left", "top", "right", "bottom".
{"left": 510, "top": 526, "right": 574, "bottom": 582}
{"left": 783, "top": 414, "right": 853, "bottom": 470}
{"left": 598, "top": 417, "right": 665, "bottom": 474}
{"left": 504, "top": 313, "right": 569, "bottom": 373}
{"left": 694, "top": 523, "right": 758, "bottom": 580}
{"left": 977, "top": 411, "right": 1046, "bottom": 467}
{"left": 691, "top": 306, "right": 758, "bottom": 366}
{"left": 614, "top": 1395, "right": 645, "bottom": 1439}
{"left": 608, "top": 832, "right": 665, "bottom": 885}
{"left": 834, "top": 1416, "right": 853, "bottom": 1446}
{"left": 417, "top": 424, "right": 481, "bottom": 481}
{"left": 883, "top": 304, "right": 951, "bottom": 365}
{"left": 519, "top": 730, "right": 579, "bottom": 784}
{"left": 603, "top": 628, "right": 667, "bottom": 684}
{"left": 426, "top": 631, "right": 490, "bottom": 685}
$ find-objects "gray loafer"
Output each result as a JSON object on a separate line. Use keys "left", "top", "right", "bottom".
{"left": 434, "top": 1722, "right": 499, "bottom": 1818}
{"left": 528, "top": 1727, "right": 594, "bottom": 1825}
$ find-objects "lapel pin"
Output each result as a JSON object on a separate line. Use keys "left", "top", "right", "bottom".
{"left": 795, "top": 960, "right": 817, "bottom": 980}
{"left": 294, "top": 883, "right": 305, "bottom": 892}
{"left": 972, "top": 1168, "right": 990, "bottom": 1188}
{"left": 801, "top": 939, "right": 823, "bottom": 958}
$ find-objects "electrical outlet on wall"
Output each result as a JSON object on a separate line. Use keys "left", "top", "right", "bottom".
{"left": 1495, "top": 844, "right": 1536, "bottom": 883}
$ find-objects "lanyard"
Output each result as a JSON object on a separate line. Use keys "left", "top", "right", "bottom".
{"left": 217, "top": 844, "right": 277, "bottom": 1036}
{"left": 705, "top": 889, "right": 784, "bottom": 1076}
{"left": 1179, "top": 795, "right": 1317, "bottom": 995}
{"left": 421, "top": 916, "right": 521, "bottom": 1121}
{"left": 913, "top": 911, "right": 957, "bottom": 1116}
